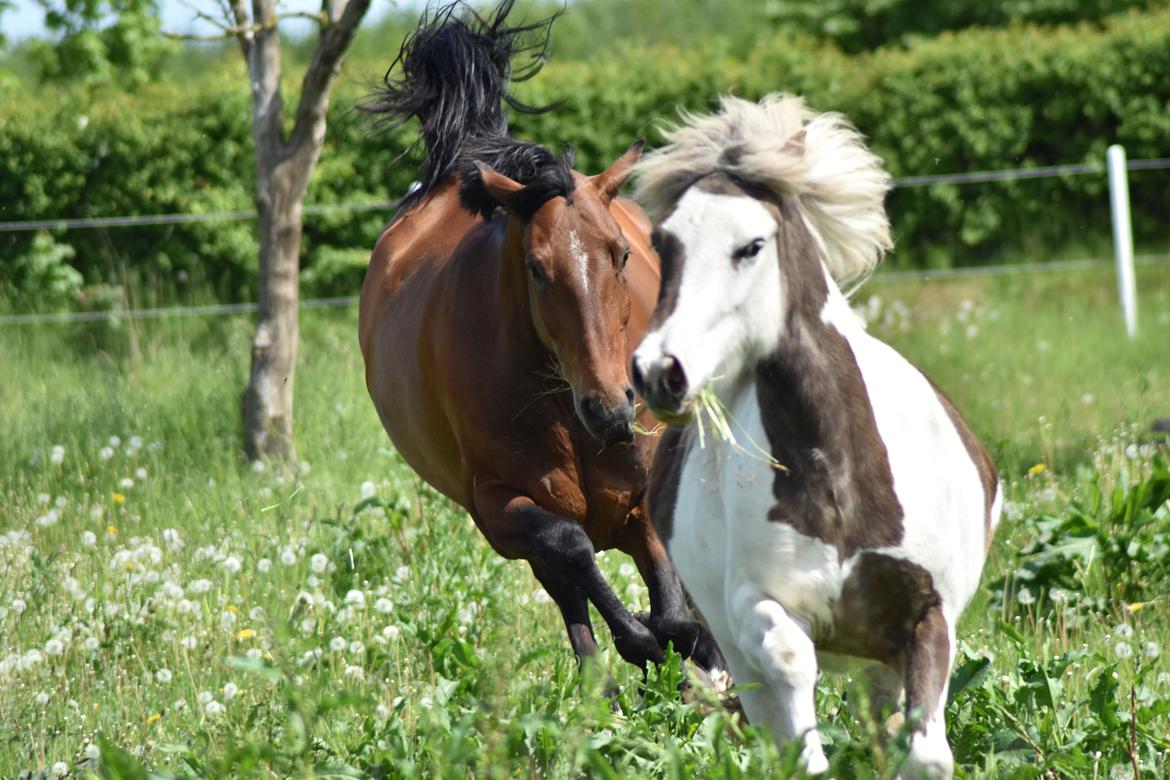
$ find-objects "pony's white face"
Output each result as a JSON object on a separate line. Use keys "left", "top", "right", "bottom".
{"left": 632, "top": 186, "right": 784, "bottom": 420}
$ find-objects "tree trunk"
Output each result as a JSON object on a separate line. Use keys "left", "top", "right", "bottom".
{"left": 234, "top": 0, "right": 370, "bottom": 461}
{"left": 242, "top": 164, "right": 305, "bottom": 461}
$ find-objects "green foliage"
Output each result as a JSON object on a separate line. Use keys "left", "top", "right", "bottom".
{"left": 25, "top": 0, "right": 175, "bottom": 86}
{"left": 3, "top": 8, "right": 1170, "bottom": 308}
{"left": 1, "top": 285, "right": 1169, "bottom": 777}
{"left": 998, "top": 454, "right": 1170, "bottom": 606}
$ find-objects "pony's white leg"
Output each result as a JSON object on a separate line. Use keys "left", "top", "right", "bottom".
{"left": 900, "top": 606, "right": 955, "bottom": 780}
{"left": 728, "top": 587, "right": 827, "bottom": 774}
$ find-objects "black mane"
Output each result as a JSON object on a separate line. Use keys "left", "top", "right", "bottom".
{"left": 361, "top": 0, "right": 574, "bottom": 221}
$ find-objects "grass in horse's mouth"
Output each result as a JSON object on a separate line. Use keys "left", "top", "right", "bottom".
{"left": 694, "top": 383, "right": 789, "bottom": 473}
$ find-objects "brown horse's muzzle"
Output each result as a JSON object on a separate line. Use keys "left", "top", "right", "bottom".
{"left": 579, "top": 388, "right": 636, "bottom": 448}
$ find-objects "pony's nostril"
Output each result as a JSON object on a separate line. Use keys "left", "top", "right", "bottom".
{"left": 663, "top": 356, "right": 687, "bottom": 397}
{"left": 624, "top": 386, "right": 636, "bottom": 406}
{"left": 631, "top": 360, "right": 645, "bottom": 392}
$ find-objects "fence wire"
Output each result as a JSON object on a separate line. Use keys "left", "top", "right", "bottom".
{"left": 1, "top": 158, "right": 1169, "bottom": 234}
{"left": 2, "top": 156, "right": 1170, "bottom": 326}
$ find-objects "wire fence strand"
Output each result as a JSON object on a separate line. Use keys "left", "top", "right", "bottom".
{"left": 1, "top": 158, "right": 1169, "bottom": 233}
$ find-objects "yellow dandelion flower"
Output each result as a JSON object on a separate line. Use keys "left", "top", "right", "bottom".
{"left": 146, "top": 713, "right": 161, "bottom": 726}
{"left": 1129, "top": 601, "right": 1148, "bottom": 614}
{"left": 1027, "top": 463, "right": 1046, "bottom": 476}
{"left": 124, "top": 561, "right": 135, "bottom": 570}
{"left": 236, "top": 628, "right": 256, "bottom": 640}
{"left": 225, "top": 604, "right": 238, "bottom": 613}
{"left": 106, "top": 525, "right": 118, "bottom": 535}
{"left": 112, "top": 493, "right": 126, "bottom": 504}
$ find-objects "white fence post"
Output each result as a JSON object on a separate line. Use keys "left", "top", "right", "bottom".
{"left": 1107, "top": 144, "right": 1138, "bottom": 338}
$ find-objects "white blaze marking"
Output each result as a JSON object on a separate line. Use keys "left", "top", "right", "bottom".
{"left": 569, "top": 230, "right": 589, "bottom": 295}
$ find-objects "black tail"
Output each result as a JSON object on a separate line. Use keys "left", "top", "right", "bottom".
{"left": 363, "top": 0, "right": 559, "bottom": 205}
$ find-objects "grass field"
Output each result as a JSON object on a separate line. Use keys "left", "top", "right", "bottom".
{"left": 1, "top": 263, "right": 1169, "bottom": 778}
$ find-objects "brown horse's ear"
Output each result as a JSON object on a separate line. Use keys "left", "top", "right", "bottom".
{"left": 475, "top": 162, "right": 525, "bottom": 208}
{"left": 589, "top": 139, "right": 644, "bottom": 203}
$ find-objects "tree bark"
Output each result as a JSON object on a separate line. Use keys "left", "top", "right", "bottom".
{"left": 237, "top": 0, "right": 369, "bottom": 461}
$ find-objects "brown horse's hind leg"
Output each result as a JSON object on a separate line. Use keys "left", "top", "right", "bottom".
{"left": 474, "top": 482, "right": 665, "bottom": 668}
{"left": 529, "top": 560, "right": 599, "bottom": 660}
{"left": 621, "top": 510, "right": 725, "bottom": 673}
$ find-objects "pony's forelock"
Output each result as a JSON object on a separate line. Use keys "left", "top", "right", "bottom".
{"left": 632, "top": 94, "right": 893, "bottom": 286}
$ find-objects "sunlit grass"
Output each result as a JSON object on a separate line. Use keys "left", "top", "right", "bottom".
{"left": 0, "top": 271, "right": 1168, "bottom": 776}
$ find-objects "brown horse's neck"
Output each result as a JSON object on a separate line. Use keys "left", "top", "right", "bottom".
{"left": 495, "top": 216, "right": 543, "bottom": 350}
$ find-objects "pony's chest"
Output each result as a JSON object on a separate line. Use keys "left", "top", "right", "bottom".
{"left": 666, "top": 388, "right": 848, "bottom": 630}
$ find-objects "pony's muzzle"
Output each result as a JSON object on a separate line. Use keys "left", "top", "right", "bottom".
{"left": 580, "top": 389, "right": 636, "bottom": 448}
{"left": 631, "top": 353, "right": 688, "bottom": 417}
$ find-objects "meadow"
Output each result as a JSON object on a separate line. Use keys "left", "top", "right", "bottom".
{"left": 1, "top": 263, "right": 1169, "bottom": 778}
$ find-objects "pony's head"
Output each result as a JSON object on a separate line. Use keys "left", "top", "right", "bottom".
{"left": 476, "top": 141, "right": 644, "bottom": 447}
{"left": 630, "top": 94, "right": 892, "bottom": 421}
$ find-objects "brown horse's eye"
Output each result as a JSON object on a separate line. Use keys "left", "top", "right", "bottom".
{"left": 620, "top": 249, "right": 630, "bottom": 271}
{"left": 526, "top": 260, "right": 546, "bottom": 286}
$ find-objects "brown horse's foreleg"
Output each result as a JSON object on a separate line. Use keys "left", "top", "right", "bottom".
{"left": 621, "top": 509, "right": 726, "bottom": 673}
{"left": 529, "top": 560, "right": 599, "bottom": 660}
{"left": 473, "top": 482, "right": 665, "bottom": 668}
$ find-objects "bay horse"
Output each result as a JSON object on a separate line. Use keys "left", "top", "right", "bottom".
{"left": 630, "top": 95, "right": 1000, "bottom": 777}
{"left": 359, "top": 1, "right": 717, "bottom": 673}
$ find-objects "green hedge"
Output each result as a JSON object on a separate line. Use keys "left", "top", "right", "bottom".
{"left": 2, "top": 8, "right": 1169, "bottom": 308}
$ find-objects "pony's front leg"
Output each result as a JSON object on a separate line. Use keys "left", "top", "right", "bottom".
{"left": 728, "top": 587, "right": 828, "bottom": 774}
{"left": 473, "top": 482, "right": 665, "bottom": 668}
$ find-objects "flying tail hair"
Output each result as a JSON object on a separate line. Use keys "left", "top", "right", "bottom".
{"left": 361, "top": 0, "right": 560, "bottom": 211}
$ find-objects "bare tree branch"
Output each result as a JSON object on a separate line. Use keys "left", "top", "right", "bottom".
{"left": 287, "top": 0, "right": 370, "bottom": 164}
{"left": 163, "top": 10, "right": 327, "bottom": 42}
{"left": 229, "top": 0, "right": 252, "bottom": 56}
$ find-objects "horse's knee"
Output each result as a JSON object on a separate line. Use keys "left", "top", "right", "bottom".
{"left": 729, "top": 591, "right": 817, "bottom": 688}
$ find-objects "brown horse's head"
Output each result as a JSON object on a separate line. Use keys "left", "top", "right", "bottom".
{"left": 477, "top": 141, "right": 643, "bottom": 448}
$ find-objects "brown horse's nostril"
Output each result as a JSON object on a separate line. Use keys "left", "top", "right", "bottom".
{"left": 624, "top": 386, "right": 636, "bottom": 407}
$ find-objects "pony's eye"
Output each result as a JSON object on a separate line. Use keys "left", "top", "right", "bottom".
{"left": 734, "top": 238, "right": 766, "bottom": 262}
{"left": 620, "top": 249, "right": 630, "bottom": 271}
{"left": 527, "top": 261, "right": 546, "bottom": 285}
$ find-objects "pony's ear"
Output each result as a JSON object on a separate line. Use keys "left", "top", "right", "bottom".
{"left": 589, "top": 139, "right": 644, "bottom": 203}
{"left": 782, "top": 128, "right": 807, "bottom": 157}
{"left": 475, "top": 162, "right": 525, "bottom": 209}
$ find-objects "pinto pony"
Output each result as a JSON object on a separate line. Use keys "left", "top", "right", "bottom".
{"left": 630, "top": 95, "right": 1000, "bottom": 777}
{"left": 359, "top": 1, "right": 717, "bottom": 672}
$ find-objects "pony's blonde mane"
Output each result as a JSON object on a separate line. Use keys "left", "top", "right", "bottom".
{"left": 633, "top": 93, "right": 893, "bottom": 286}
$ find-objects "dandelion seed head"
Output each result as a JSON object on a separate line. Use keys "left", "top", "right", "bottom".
{"left": 310, "top": 553, "right": 329, "bottom": 573}
{"left": 1114, "top": 641, "right": 1133, "bottom": 659}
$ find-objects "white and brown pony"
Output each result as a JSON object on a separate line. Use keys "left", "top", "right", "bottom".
{"left": 630, "top": 95, "right": 1000, "bottom": 778}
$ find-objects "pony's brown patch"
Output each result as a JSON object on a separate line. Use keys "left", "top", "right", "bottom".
{"left": 755, "top": 196, "right": 904, "bottom": 558}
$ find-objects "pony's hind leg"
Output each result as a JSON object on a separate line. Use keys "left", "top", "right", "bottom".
{"left": 727, "top": 587, "right": 828, "bottom": 774}
{"left": 900, "top": 605, "right": 955, "bottom": 780}
{"left": 847, "top": 662, "right": 906, "bottom": 737}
